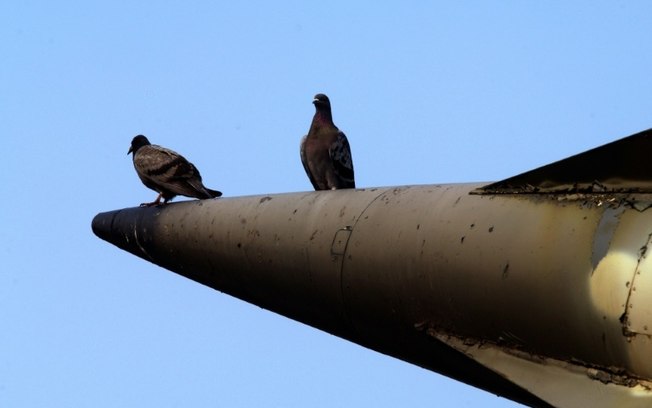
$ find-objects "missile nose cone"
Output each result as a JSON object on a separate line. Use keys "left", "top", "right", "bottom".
{"left": 92, "top": 206, "right": 160, "bottom": 261}
{"left": 91, "top": 210, "right": 116, "bottom": 242}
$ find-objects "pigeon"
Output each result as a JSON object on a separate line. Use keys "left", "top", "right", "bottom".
{"left": 300, "top": 93, "right": 355, "bottom": 190}
{"left": 128, "top": 135, "right": 222, "bottom": 207}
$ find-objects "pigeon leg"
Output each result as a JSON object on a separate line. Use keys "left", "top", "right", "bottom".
{"left": 140, "top": 193, "right": 163, "bottom": 207}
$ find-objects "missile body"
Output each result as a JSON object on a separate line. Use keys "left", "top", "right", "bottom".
{"left": 93, "top": 130, "right": 652, "bottom": 407}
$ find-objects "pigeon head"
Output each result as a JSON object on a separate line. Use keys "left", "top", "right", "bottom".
{"left": 128, "top": 135, "right": 151, "bottom": 155}
{"left": 312, "top": 93, "right": 331, "bottom": 111}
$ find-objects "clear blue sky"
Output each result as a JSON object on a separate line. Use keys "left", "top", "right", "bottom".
{"left": 2, "top": 2, "right": 652, "bottom": 407}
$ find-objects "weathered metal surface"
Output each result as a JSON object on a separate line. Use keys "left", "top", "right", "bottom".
{"left": 92, "top": 129, "right": 652, "bottom": 407}
{"left": 93, "top": 182, "right": 652, "bottom": 407}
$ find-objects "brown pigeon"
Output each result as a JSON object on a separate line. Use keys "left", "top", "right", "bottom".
{"left": 300, "top": 93, "right": 355, "bottom": 190}
{"left": 128, "top": 135, "right": 222, "bottom": 207}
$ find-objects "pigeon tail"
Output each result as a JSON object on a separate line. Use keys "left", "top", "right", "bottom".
{"left": 206, "top": 188, "right": 222, "bottom": 198}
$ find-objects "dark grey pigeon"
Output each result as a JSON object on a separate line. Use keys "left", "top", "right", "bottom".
{"left": 300, "top": 93, "right": 355, "bottom": 190}
{"left": 128, "top": 135, "right": 222, "bottom": 207}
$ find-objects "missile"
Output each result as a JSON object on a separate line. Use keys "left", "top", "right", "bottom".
{"left": 93, "top": 129, "right": 652, "bottom": 407}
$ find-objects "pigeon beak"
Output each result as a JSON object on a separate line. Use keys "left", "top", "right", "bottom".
{"left": 127, "top": 146, "right": 133, "bottom": 155}
{"left": 312, "top": 98, "right": 319, "bottom": 104}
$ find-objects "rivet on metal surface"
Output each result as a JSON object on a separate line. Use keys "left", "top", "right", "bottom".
{"left": 622, "top": 232, "right": 652, "bottom": 336}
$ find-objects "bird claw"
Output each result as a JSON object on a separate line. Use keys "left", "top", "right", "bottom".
{"left": 139, "top": 201, "right": 162, "bottom": 207}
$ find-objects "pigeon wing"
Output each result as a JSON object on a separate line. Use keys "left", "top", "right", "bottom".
{"left": 300, "top": 135, "right": 320, "bottom": 190}
{"left": 165, "top": 159, "right": 219, "bottom": 199}
{"left": 329, "top": 131, "right": 355, "bottom": 188}
{"left": 136, "top": 145, "right": 209, "bottom": 198}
